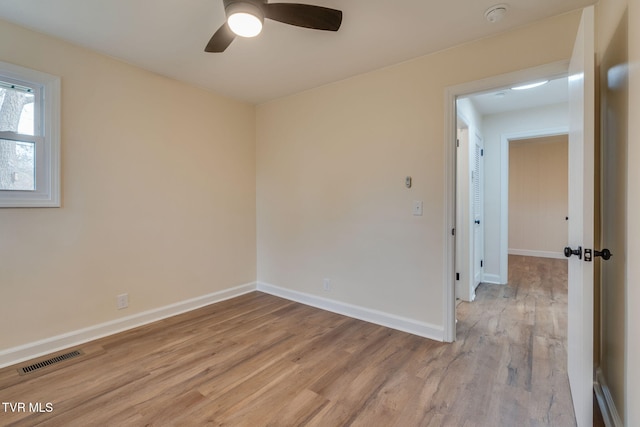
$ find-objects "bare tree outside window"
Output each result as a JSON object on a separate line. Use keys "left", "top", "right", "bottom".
{"left": 0, "top": 62, "right": 60, "bottom": 207}
{"left": 0, "top": 86, "right": 35, "bottom": 191}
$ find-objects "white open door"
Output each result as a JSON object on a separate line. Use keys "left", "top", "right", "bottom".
{"left": 455, "top": 122, "right": 484, "bottom": 302}
{"left": 472, "top": 133, "right": 484, "bottom": 289}
{"left": 455, "top": 126, "right": 470, "bottom": 300}
{"left": 566, "top": 6, "right": 595, "bottom": 427}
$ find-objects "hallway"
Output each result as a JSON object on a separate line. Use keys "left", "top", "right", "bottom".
{"left": 454, "top": 255, "right": 575, "bottom": 425}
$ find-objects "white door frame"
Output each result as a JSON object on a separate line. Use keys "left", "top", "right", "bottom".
{"left": 443, "top": 61, "right": 569, "bottom": 342}
{"left": 500, "top": 126, "right": 568, "bottom": 280}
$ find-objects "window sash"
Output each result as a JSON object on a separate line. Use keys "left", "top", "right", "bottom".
{"left": 0, "top": 61, "right": 60, "bottom": 208}
{"left": 0, "top": 131, "right": 44, "bottom": 193}
{"left": 0, "top": 77, "right": 42, "bottom": 137}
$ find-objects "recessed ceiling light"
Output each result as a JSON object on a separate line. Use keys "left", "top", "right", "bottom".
{"left": 511, "top": 80, "right": 549, "bottom": 90}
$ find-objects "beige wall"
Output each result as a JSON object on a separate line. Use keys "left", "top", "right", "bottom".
{"left": 598, "top": 8, "right": 628, "bottom": 424}
{"left": 626, "top": 0, "right": 640, "bottom": 423}
{"left": 256, "top": 12, "right": 581, "bottom": 329}
{"left": 0, "top": 20, "right": 256, "bottom": 350}
{"left": 508, "top": 136, "right": 568, "bottom": 256}
{"left": 596, "top": 0, "right": 633, "bottom": 423}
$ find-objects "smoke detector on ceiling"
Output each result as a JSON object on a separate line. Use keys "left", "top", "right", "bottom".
{"left": 485, "top": 4, "right": 508, "bottom": 23}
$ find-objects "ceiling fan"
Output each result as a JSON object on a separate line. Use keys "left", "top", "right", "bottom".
{"left": 205, "top": 0, "right": 343, "bottom": 53}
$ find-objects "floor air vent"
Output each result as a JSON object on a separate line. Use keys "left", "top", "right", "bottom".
{"left": 18, "top": 350, "right": 83, "bottom": 375}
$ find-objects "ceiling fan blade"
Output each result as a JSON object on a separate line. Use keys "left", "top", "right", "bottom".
{"left": 264, "top": 3, "right": 342, "bottom": 31}
{"left": 205, "top": 22, "right": 236, "bottom": 52}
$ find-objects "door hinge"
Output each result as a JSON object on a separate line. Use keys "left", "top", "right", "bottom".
{"left": 481, "top": 148, "right": 484, "bottom": 156}
{"left": 456, "top": 139, "right": 460, "bottom": 147}
{"left": 451, "top": 228, "right": 455, "bottom": 236}
{"left": 456, "top": 273, "right": 460, "bottom": 281}
{"left": 480, "top": 260, "right": 483, "bottom": 267}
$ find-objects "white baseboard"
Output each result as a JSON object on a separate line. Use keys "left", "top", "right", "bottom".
{"left": 1, "top": 280, "right": 445, "bottom": 369}
{"left": 257, "top": 282, "right": 444, "bottom": 342}
{"left": 508, "top": 249, "right": 565, "bottom": 259}
{"left": 482, "top": 273, "right": 504, "bottom": 285}
{"left": 0, "top": 282, "right": 257, "bottom": 369}
{"left": 594, "top": 368, "right": 623, "bottom": 427}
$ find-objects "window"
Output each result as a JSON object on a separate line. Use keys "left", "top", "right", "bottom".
{"left": 0, "top": 61, "right": 60, "bottom": 207}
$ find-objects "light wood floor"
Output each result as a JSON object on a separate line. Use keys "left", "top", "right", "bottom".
{"left": 0, "top": 256, "right": 575, "bottom": 426}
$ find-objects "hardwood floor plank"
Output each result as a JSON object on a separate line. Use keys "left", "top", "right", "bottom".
{"left": 0, "top": 256, "right": 576, "bottom": 426}
{"left": 264, "top": 389, "right": 329, "bottom": 427}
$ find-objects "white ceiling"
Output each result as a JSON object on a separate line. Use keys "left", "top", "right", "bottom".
{"left": 0, "top": 0, "right": 596, "bottom": 104}
{"left": 464, "top": 76, "right": 569, "bottom": 116}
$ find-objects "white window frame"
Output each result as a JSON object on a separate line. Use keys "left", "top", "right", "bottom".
{"left": 0, "top": 61, "right": 60, "bottom": 207}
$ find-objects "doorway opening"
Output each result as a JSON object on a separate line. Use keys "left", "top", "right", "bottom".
{"left": 443, "top": 61, "right": 570, "bottom": 342}
{"left": 453, "top": 76, "right": 569, "bottom": 330}
{"left": 450, "top": 74, "right": 573, "bottom": 424}
{"left": 444, "top": 9, "right": 596, "bottom": 425}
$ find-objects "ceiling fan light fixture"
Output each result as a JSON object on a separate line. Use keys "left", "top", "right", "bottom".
{"left": 206, "top": 0, "right": 343, "bottom": 53}
{"left": 226, "top": 2, "right": 264, "bottom": 38}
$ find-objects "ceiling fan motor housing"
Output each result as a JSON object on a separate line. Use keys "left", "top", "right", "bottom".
{"left": 224, "top": 0, "right": 266, "bottom": 19}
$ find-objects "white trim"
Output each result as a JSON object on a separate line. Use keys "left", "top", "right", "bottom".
{"left": 0, "top": 282, "right": 256, "bottom": 369}
{"left": 443, "top": 84, "right": 457, "bottom": 342}
{"left": 508, "top": 249, "right": 566, "bottom": 259}
{"left": 594, "top": 368, "right": 623, "bottom": 427}
{"left": 501, "top": 127, "right": 569, "bottom": 142}
{"left": 482, "top": 273, "right": 503, "bottom": 285}
{"left": 1, "top": 280, "right": 447, "bottom": 369}
{"left": 257, "top": 282, "right": 444, "bottom": 342}
{"left": 443, "top": 61, "right": 570, "bottom": 343}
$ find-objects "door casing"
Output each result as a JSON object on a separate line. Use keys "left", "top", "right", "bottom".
{"left": 444, "top": 61, "right": 570, "bottom": 342}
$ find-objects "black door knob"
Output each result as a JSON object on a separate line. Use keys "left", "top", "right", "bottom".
{"left": 564, "top": 246, "right": 582, "bottom": 259}
{"left": 594, "top": 248, "right": 613, "bottom": 260}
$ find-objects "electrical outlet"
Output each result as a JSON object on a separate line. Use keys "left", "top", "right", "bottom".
{"left": 117, "top": 293, "right": 129, "bottom": 310}
{"left": 323, "top": 278, "right": 331, "bottom": 292}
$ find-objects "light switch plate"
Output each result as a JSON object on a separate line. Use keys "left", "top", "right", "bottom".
{"left": 413, "top": 200, "right": 423, "bottom": 216}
